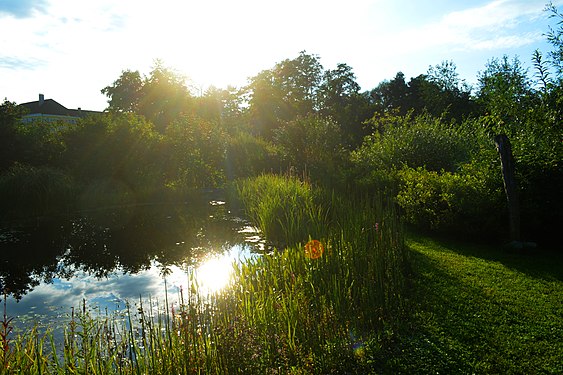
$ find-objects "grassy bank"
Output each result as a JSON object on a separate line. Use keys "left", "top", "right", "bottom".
{"left": 1, "top": 174, "right": 408, "bottom": 374}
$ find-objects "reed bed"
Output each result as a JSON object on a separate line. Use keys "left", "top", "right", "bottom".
{"left": 1, "top": 174, "right": 407, "bottom": 374}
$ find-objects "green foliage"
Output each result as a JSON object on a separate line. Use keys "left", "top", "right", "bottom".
{"left": 163, "top": 114, "right": 227, "bottom": 190}
{"left": 0, "top": 163, "right": 76, "bottom": 219}
{"left": 396, "top": 165, "right": 504, "bottom": 236}
{"left": 368, "top": 65, "right": 476, "bottom": 123}
{"left": 62, "top": 113, "right": 163, "bottom": 200}
{"left": 225, "top": 132, "right": 281, "bottom": 179}
{"left": 0, "top": 99, "right": 25, "bottom": 171}
{"left": 476, "top": 55, "right": 532, "bottom": 131}
{"left": 102, "top": 61, "right": 193, "bottom": 132}
{"left": 245, "top": 51, "right": 324, "bottom": 139}
{"left": 274, "top": 115, "right": 347, "bottom": 186}
{"left": 354, "top": 113, "right": 477, "bottom": 174}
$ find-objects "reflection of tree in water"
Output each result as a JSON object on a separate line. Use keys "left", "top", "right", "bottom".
{"left": 1, "top": 203, "right": 248, "bottom": 300}
{"left": 0, "top": 222, "right": 69, "bottom": 300}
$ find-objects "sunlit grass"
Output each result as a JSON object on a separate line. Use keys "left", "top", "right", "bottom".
{"left": 379, "top": 234, "right": 563, "bottom": 374}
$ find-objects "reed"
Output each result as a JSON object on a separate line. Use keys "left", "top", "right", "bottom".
{"left": 2, "top": 173, "right": 407, "bottom": 373}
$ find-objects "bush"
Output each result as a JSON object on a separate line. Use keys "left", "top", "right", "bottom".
{"left": 273, "top": 115, "right": 348, "bottom": 187}
{"left": 396, "top": 164, "right": 505, "bottom": 237}
{"left": 0, "top": 163, "right": 76, "bottom": 219}
{"left": 354, "top": 112, "right": 478, "bottom": 174}
{"left": 225, "top": 132, "right": 281, "bottom": 180}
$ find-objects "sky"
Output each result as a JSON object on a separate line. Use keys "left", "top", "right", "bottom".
{"left": 1, "top": 0, "right": 562, "bottom": 111}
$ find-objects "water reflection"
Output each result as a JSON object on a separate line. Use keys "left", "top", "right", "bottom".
{"left": 0, "top": 200, "right": 262, "bottom": 323}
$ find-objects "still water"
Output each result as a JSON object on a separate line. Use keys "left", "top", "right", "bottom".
{"left": 0, "top": 198, "right": 264, "bottom": 329}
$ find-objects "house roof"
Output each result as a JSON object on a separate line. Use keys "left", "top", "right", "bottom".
{"left": 19, "top": 95, "right": 101, "bottom": 117}
{"left": 20, "top": 98, "right": 71, "bottom": 116}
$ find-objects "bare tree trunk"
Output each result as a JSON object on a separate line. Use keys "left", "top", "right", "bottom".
{"left": 494, "top": 134, "right": 520, "bottom": 242}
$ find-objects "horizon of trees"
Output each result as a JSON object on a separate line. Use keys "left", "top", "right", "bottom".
{"left": 1, "top": 3, "right": 562, "bottom": 245}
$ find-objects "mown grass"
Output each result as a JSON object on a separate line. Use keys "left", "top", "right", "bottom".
{"left": 380, "top": 234, "right": 563, "bottom": 374}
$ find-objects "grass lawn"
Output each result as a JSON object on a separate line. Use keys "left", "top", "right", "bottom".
{"left": 379, "top": 234, "right": 563, "bottom": 374}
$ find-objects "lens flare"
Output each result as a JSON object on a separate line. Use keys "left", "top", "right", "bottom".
{"left": 304, "top": 239, "right": 324, "bottom": 259}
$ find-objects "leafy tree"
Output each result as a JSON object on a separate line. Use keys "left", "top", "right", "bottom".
{"left": 273, "top": 115, "right": 345, "bottom": 185}
{"left": 369, "top": 62, "right": 476, "bottom": 123}
{"left": 139, "top": 61, "right": 193, "bottom": 131}
{"left": 425, "top": 60, "right": 476, "bottom": 121}
{"left": 0, "top": 99, "right": 25, "bottom": 171}
{"left": 369, "top": 72, "right": 410, "bottom": 115}
{"left": 101, "top": 70, "right": 143, "bottom": 113}
{"left": 476, "top": 55, "right": 532, "bottom": 130}
{"left": 61, "top": 113, "right": 162, "bottom": 199}
{"left": 102, "top": 61, "right": 193, "bottom": 132}
{"left": 245, "top": 51, "right": 323, "bottom": 138}
{"left": 318, "top": 63, "right": 374, "bottom": 146}
{"left": 0, "top": 99, "right": 65, "bottom": 170}
{"left": 163, "top": 114, "right": 227, "bottom": 190}
{"left": 195, "top": 85, "right": 245, "bottom": 131}
{"left": 545, "top": 1, "right": 563, "bottom": 79}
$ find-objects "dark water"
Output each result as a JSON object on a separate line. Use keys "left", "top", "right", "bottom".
{"left": 0, "top": 199, "right": 263, "bottom": 329}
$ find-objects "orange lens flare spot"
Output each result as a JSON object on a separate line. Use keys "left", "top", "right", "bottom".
{"left": 304, "top": 239, "right": 324, "bottom": 259}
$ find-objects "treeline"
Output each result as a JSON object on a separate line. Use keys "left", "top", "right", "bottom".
{"left": 1, "top": 6, "right": 562, "bottom": 245}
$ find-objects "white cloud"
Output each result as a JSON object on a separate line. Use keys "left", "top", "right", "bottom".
{"left": 378, "top": 0, "right": 549, "bottom": 55}
{"left": 0, "top": 0, "right": 560, "bottom": 108}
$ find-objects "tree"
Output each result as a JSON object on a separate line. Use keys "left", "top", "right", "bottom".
{"left": 102, "top": 61, "right": 193, "bottom": 132}
{"left": 545, "top": 1, "right": 563, "bottom": 79}
{"left": 273, "top": 115, "right": 345, "bottom": 184}
{"left": 318, "top": 63, "right": 373, "bottom": 146}
{"left": 245, "top": 51, "right": 323, "bottom": 139}
{"left": 476, "top": 55, "right": 532, "bottom": 129}
{"left": 101, "top": 70, "right": 143, "bottom": 113}
{"left": 425, "top": 60, "right": 476, "bottom": 121}
{"left": 194, "top": 85, "right": 244, "bottom": 131}
{"left": 0, "top": 99, "right": 24, "bottom": 171}
{"left": 139, "top": 61, "right": 192, "bottom": 131}
{"left": 369, "top": 72, "right": 410, "bottom": 115}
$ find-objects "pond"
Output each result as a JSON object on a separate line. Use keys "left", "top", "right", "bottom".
{"left": 0, "top": 196, "right": 265, "bottom": 331}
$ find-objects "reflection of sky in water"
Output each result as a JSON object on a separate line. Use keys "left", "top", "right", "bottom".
{"left": 5, "top": 242, "right": 256, "bottom": 329}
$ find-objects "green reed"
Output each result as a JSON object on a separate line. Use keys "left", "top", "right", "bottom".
{"left": 2, "top": 173, "right": 407, "bottom": 373}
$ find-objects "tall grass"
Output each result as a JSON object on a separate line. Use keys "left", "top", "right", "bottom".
{"left": 235, "top": 173, "right": 331, "bottom": 247}
{"left": 2, "top": 173, "right": 407, "bottom": 373}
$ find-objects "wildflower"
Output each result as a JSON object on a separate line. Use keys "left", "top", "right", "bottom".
{"left": 304, "top": 239, "right": 324, "bottom": 259}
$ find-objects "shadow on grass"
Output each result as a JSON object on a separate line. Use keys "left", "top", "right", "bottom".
{"left": 410, "top": 230, "right": 563, "bottom": 282}
{"left": 376, "top": 235, "right": 563, "bottom": 374}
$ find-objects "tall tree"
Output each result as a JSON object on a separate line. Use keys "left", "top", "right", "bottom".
{"left": 476, "top": 55, "right": 532, "bottom": 129}
{"left": 369, "top": 72, "right": 410, "bottom": 115}
{"left": 102, "top": 61, "right": 193, "bottom": 132}
{"left": 0, "top": 99, "right": 24, "bottom": 171}
{"left": 101, "top": 70, "right": 143, "bottom": 113}
{"left": 318, "top": 63, "right": 373, "bottom": 146}
{"left": 245, "top": 51, "right": 323, "bottom": 139}
{"left": 476, "top": 56, "right": 533, "bottom": 244}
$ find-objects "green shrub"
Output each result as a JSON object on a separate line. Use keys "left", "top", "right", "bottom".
{"left": 354, "top": 112, "right": 478, "bottom": 174}
{"left": 0, "top": 163, "right": 76, "bottom": 219}
{"left": 225, "top": 132, "right": 281, "bottom": 180}
{"left": 273, "top": 115, "right": 348, "bottom": 186}
{"left": 396, "top": 165, "right": 504, "bottom": 236}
